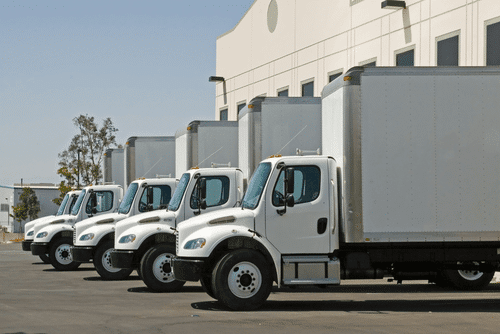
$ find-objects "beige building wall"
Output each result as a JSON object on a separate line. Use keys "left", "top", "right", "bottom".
{"left": 214, "top": 0, "right": 500, "bottom": 120}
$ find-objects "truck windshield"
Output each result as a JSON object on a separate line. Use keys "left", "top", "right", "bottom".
{"left": 168, "top": 173, "right": 190, "bottom": 212}
{"left": 71, "top": 190, "right": 86, "bottom": 216}
{"left": 242, "top": 162, "right": 272, "bottom": 210}
{"left": 56, "top": 194, "right": 70, "bottom": 216}
{"left": 118, "top": 183, "right": 138, "bottom": 214}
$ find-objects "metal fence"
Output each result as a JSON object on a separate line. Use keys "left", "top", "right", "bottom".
{"left": 1, "top": 232, "right": 23, "bottom": 243}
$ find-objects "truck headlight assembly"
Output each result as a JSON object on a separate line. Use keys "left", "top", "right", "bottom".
{"left": 119, "top": 234, "right": 136, "bottom": 243}
{"left": 184, "top": 238, "right": 206, "bottom": 249}
{"left": 36, "top": 232, "right": 48, "bottom": 239}
{"left": 79, "top": 233, "right": 95, "bottom": 241}
{"left": 27, "top": 231, "right": 34, "bottom": 237}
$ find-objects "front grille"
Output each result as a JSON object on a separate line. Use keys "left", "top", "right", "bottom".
{"left": 73, "top": 231, "right": 77, "bottom": 243}
{"left": 176, "top": 234, "right": 179, "bottom": 254}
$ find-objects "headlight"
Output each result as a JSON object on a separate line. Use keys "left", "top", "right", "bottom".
{"left": 36, "top": 232, "right": 48, "bottom": 238}
{"left": 27, "top": 231, "right": 34, "bottom": 237}
{"left": 79, "top": 233, "right": 95, "bottom": 241}
{"left": 119, "top": 234, "right": 136, "bottom": 243}
{"left": 184, "top": 238, "right": 206, "bottom": 249}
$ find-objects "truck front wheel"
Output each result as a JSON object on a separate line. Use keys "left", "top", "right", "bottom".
{"left": 94, "top": 240, "right": 133, "bottom": 280}
{"left": 49, "top": 238, "right": 81, "bottom": 271}
{"left": 140, "top": 244, "right": 186, "bottom": 292}
{"left": 442, "top": 268, "right": 495, "bottom": 290}
{"left": 39, "top": 254, "right": 50, "bottom": 264}
{"left": 212, "top": 249, "right": 272, "bottom": 311}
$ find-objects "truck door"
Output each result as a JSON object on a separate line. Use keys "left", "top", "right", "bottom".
{"left": 265, "top": 160, "right": 331, "bottom": 254}
{"left": 84, "top": 191, "right": 115, "bottom": 219}
{"left": 183, "top": 175, "right": 231, "bottom": 220}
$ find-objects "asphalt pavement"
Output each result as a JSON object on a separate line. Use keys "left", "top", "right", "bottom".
{"left": 1, "top": 242, "right": 499, "bottom": 334}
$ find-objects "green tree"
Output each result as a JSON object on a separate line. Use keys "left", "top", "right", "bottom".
{"left": 54, "top": 114, "right": 118, "bottom": 204}
{"left": 10, "top": 187, "right": 41, "bottom": 223}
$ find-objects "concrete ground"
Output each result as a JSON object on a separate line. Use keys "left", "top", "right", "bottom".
{"left": 1, "top": 242, "right": 500, "bottom": 334}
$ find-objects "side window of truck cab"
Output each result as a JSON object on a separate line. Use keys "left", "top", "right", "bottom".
{"left": 86, "top": 191, "right": 114, "bottom": 214}
{"left": 190, "top": 176, "right": 230, "bottom": 209}
{"left": 138, "top": 185, "right": 172, "bottom": 212}
{"left": 272, "top": 166, "right": 321, "bottom": 206}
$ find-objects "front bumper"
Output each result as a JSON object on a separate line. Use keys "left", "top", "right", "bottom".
{"left": 71, "top": 246, "right": 94, "bottom": 263}
{"left": 31, "top": 243, "right": 49, "bottom": 256}
{"left": 172, "top": 257, "right": 206, "bottom": 282}
{"left": 109, "top": 250, "right": 135, "bottom": 269}
{"left": 22, "top": 240, "right": 33, "bottom": 251}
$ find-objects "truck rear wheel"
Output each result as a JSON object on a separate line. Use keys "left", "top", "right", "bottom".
{"left": 94, "top": 240, "right": 133, "bottom": 280}
{"left": 442, "top": 268, "right": 495, "bottom": 290}
{"left": 140, "top": 244, "right": 185, "bottom": 292}
{"left": 49, "top": 237, "right": 81, "bottom": 271}
{"left": 39, "top": 254, "right": 51, "bottom": 264}
{"left": 212, "top": 249, "right": 272, "bottom": 311}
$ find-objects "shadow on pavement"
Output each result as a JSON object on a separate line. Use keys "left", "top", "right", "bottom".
{"left": 127, "top": 285, "right": 206, "bottom": 293}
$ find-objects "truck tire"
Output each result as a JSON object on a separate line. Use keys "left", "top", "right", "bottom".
{"left": 49, "top": 238, "right": 81, "bottom": 271}
{"left": 442, "top": 268, "right": 495, "bottom": 290}
{"left": 200, "top": 274, "right": 217, "bottom": 300}
{"left": 39, "top": 254, "right": 51, "bottom": 264}
{"left": 94, "top": 240, "right": 133, "bottom": 280}
{"left": 140, "top": 244, "right": 185, "bottom": 292}
{"left": 212, "top": 249, "right": 272, "bottom": 311}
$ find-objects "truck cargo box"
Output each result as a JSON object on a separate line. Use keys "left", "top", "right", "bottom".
{"left": 124, "top": 136, "right": 175, "bottom": 188}
{"left": 102, "top": 148, "right": 124, "bottom": 188}
{"left": 175, "top": 121, "right": 238, "bottom": 178}
{"left": 322, "top": 67, "right": 500, "bottom": 243}
{"left": 238, "top": 97, "right": 322, "bottom": 178}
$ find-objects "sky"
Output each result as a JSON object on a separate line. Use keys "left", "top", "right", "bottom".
{"left": 0, "top": 0, "right": 254, "bottom": 186}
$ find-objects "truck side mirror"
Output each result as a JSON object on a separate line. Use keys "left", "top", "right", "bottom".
{"left": 195, "top": 178, "right": 207, "bottom": 214}
{"left": 147, "top": 187, "right": 154, "bottom": 205}
{"left": 199, "top": 178, "right": 207, "bottom": 200}
{"left": 277, "top": 167, "right": 295, "bottom": 216}
{"left": 285, "top": 167, "right": 295, "bottom": 195}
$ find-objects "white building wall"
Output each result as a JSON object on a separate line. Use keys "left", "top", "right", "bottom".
{"left": 0, "top": 185, "right": 59, "bottom": 233}
{"left": 214, "top": 0, "right": 500, "bottom": 120}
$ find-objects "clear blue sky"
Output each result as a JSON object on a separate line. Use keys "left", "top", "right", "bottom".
{"left": 0, "top": 0, "right": 254, "bottom": 186}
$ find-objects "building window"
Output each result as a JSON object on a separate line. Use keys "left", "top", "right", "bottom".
{"left": 329, "top": 72, "right": 342, "bottom": 82}
{"left": 301, "top": 81, "right": 314, "bottom": 97}
{"left": 487, "top": 21, "right": 500, "bottom": 65}
{"left": 277, "top": 88, "right": 289, "bottom": 97}
{"left": 437, "top": 34, "right": 459, "bottom": 66}
{"left": 396, "top": 49, "right": 414, "bottom": 66}
{"left": 237, "top": 102, "right": 246, "bottom": 115}
{"left": 1, "top": 204, "right": 9, "bottom": 212}
{"left": 360, "top": 58, "right": 377, "bottom": 67}
{"left": 220, "top": 108, "right": 228, "bottom": 121}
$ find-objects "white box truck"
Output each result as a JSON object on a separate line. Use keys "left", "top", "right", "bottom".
{"left": 22, "top": 190, "right": 81, "bottom": 263}
{"left": 175, "top": 121, "right": 238, "bottom": 178}
{"left": 31, "top": 185, "right": 123, "bottom": 271}
{"left": 173, "top": 67, "right": 500, "bottom": 310}
{"left": 71, "top": 177, "right": 177, "bottom": 280}
{"left": 238, "top": 97, "right": 322, "bottom": 178}
{"left": 124, "top": 136, "right": 175, "bottom": 189}
{"left": 110, "top": 167, "right": 245, "bottom": 291}
{"left": 103, "top": 148, "right": 125, "bottom": 188}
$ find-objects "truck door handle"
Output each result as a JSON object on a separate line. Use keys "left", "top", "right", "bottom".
{"left": 317, "top": 218, "right": 327, "bottom": 234}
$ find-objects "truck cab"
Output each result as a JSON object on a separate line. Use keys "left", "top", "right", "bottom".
{"left": 22, "top": 190, "right": 81, "bottom": 263}
{"left": 31, "top": 185, "right": 123, "bottom": 271}
{"left": 110, "top": 167, "right": 245, "bottom": 291}
{"left": 71, "top": 178, "right": 177, "bottom": 280}
{"left": 173, "top": 155, "right": 338, "bottom": 310}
